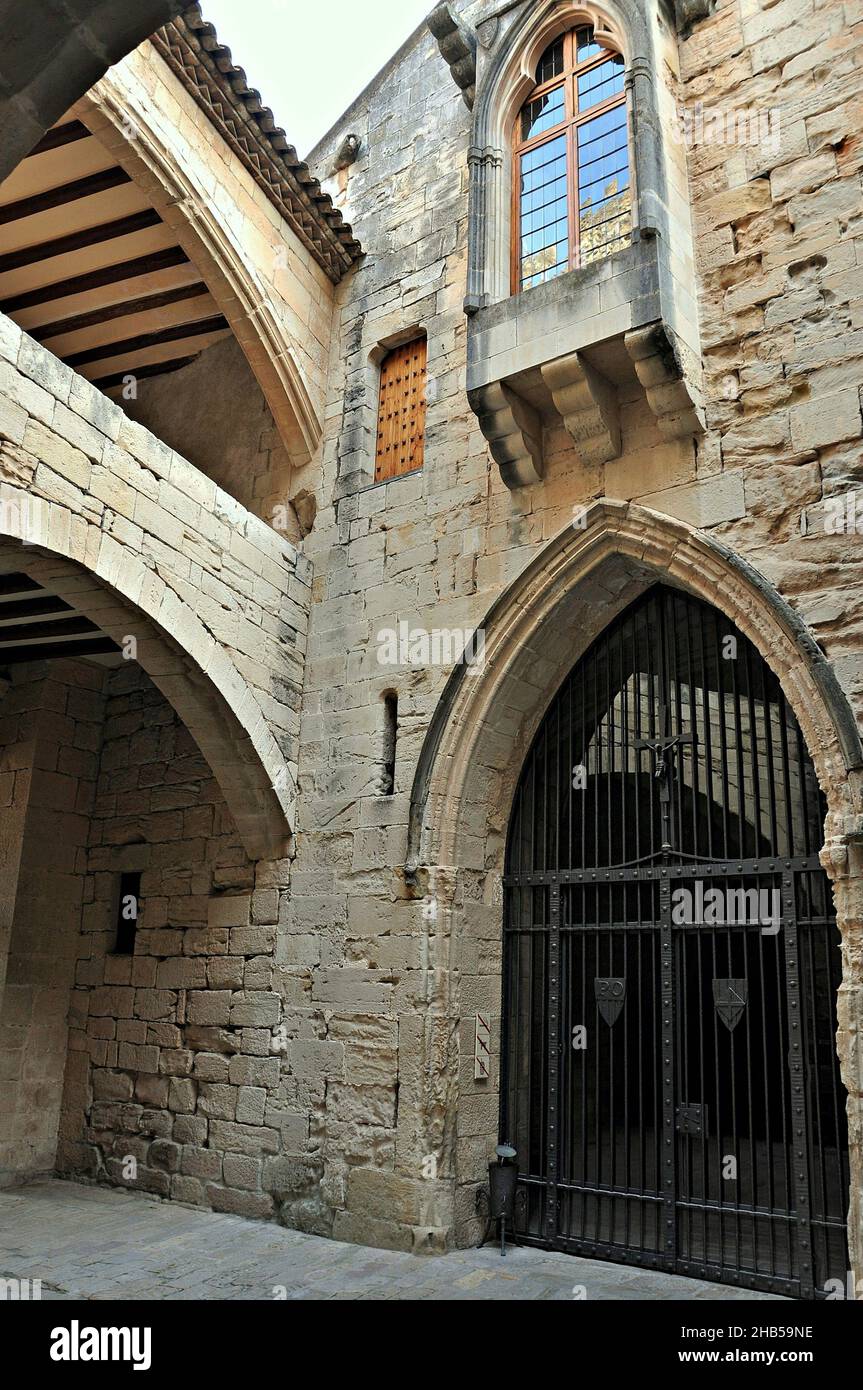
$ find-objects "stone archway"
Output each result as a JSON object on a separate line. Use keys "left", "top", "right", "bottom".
{"left": 407, "top": 500, "right": 863, "bottom": 1285}
{"left": 0, "top": 533, "right": 290, "bottom": 1202}
{"left": 74, "top": 75, "right": 324, "bottom": 469}
{"left": 0, "top": 615, "right": 269, "bottom": 1197}
{"left": 0, "top": 506, "right": 292, "bottom": 863}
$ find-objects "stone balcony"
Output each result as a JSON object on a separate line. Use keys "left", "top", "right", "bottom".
{"left": 466, "top": 237, "right": 705, "bottom": 488}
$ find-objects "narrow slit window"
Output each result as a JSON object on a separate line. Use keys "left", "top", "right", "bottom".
{"left": 374, "top": 336, "right": 427, "bottom": 482}
{"left": 381, "top": 692, "right": 398, "bottom": 794}
{"left": 113, "top": 871, "right": 141, "bottom": 955}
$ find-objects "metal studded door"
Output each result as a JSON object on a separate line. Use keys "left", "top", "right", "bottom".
{"left": 502, "top": 585, "right": 849, "bottom": 1297}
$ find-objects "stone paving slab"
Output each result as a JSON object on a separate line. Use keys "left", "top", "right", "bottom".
{"left": 0, "top": 1181, "right": 785, "bottom": 1301}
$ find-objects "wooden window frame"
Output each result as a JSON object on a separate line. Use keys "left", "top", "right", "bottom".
{"left": 373, "top": 334, "right": 427, "bottom": 484}
{"left": 511, "top": 27, "right": 631, "bottom": 295}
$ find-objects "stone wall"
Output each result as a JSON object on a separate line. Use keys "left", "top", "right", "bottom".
{"left": 124, "top": 337, "right": 301, "bottom": 538}
{"left": 58, "top": 663, "right": 304, "bottom": 1219}
{"left": 0, "top": 654, "right": 312, "bottom": 1219}
{"left": 0, "top": 315, "right": 310, "bottom": 854}
{"left": 683, "top": 0, "right": 863, "bottom": 695}
{"left": 0, "top": 659, "right": 105, "bottom": 1182}
{"left": 282, "top": 0, "right": 863, "bottom": 1256}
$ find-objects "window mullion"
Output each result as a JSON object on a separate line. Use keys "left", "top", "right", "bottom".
{"left": 570, "top": 118, "right": 579, "bottom": 275}
{"left": 527, "top": 72, "right": 565, "bottom": 104}
{"left": 574, "top": 91, "right": 626, "bottom": 131}
{"left": 513, "top": 145, "right": 520, "bottom": 294}
{"left": 564, "top": 40, "right": 575, "bottom": 275}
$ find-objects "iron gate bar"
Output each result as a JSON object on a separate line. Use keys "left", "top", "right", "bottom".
{"left": 784, "top": 867, "right": 815, "bottom": 1298}
{"left": 545, "top": 878, "right": 560, "bottom": 1242}
{"left": 660, "top": 872, "right": 676, "bottom": 1259}
{"left": 757, "top": 910, "right": 777, "bottom": 1274}
{"left": 501, "top": 585, "right": 849, "bottom": 1297}
{"left": 504, "top": 855, "right": 824, "bottom": 886}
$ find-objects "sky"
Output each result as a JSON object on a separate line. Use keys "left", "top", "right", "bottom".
{"left": 201, "top": 0, "right": 434, "bottom": 159}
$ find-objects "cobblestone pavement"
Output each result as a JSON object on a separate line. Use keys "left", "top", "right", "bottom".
{"left": 0, "top": 1181, "right": 784, "bottom": 1301}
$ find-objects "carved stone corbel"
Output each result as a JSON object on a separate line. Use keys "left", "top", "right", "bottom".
{"left": 541, "top": 353, "right": 621, "bottom": 465}
{"left": 467, "top": 381, "right": 543, "bottom": 488}
{"left": 427, "top": 3, "right": 477, "bottom": 109}
{"left": 674, "top": 0, "right": 714, "bottom": 35}
{"left": 625, "top": 322, "right": 705, "bottom": 441}
{"left": 333, "top": 133, "right": 361, "bottom": 171}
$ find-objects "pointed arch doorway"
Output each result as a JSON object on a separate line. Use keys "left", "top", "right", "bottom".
{"left": 502, "top": 584, "right": 849, "bottom": 1298}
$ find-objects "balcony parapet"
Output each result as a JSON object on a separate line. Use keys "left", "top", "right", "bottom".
{"left": 466, "top": 238, "right": 704, "bottom": 489}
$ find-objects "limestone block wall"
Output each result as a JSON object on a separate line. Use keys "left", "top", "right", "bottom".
{"left": 0, "top": 315, "right": 311, "bottom": 853}
{"left": 58, "top": 664, "right": 306, "bottom": 1220}
{"left": 682, "top": 0, "right": 863, "bottom": 697}
{"left": 278, "top": 0, "right": 863, "bottom": 1254}
{"left": 123, "top": 337, "right": 301, "bottom": 537}
{"left": 0, "top": 661, "right": 105, "bottom": 1181}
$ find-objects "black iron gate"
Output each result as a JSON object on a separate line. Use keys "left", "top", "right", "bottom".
{"left": 502, "top": 585, "right": 849, "bottom": 1297}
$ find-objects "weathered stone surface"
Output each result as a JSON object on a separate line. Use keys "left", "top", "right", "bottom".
{"left": 2, "top": 0, "right": 862, "bottom": 1290}
{"left": 296, "top": 0, "right": 863, "bottom": 1276}
{"left": 149, "top": 1140, "right": 181, "bottom": 1173}
{"left": 0, "top": 1, "right": 187, "bottom": 183}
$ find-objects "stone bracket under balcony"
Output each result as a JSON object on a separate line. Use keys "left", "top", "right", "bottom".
{"left": 625, "top": 322, "right": 706, "bottom": 441}
{"left": 466, "top": 237, "right": 704, "bottom": 490}
{"left": 541, "top": 353, "right": 621, "bottom": 468}
{"left": 466, "top": 380, "right": 544, "bottom": 488}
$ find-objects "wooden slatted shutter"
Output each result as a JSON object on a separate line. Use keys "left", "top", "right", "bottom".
{"left": 374, "top": 336, "right": 427, "bottom": 482}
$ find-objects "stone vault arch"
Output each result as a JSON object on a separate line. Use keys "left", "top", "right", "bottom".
{"left": 0, "top": 494, "right": 292, "bottom": 862}
{"left": 0, "top": 0, "right": 186, "bottom": 184}
{"left": 73, "top": 74, "right": 323, "bottom": 469}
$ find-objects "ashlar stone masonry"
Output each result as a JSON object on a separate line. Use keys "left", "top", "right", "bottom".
{"left": 0, "top": 0, "right": 862, "bottom": 1295}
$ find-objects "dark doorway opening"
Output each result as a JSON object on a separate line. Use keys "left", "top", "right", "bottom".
{"left": 501, "top": 585, "right": 849, "bottom": 1298}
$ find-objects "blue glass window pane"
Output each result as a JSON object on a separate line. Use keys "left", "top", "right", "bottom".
{"left": 521, "top": 84, "right": 565, "bottom": 142}
{"left": 576, "top": 105, "right": 629, "bottom": 180}
{"left": 535, "top": 36, "right": 564, "bottom": 85}
{"left": 575, "top": 25, "right": 603, "bottom": 62}
{"left": 519, "top": 133, "right": 569, "bottom": 290}
{"left": 577, "top": 105, "right": 631, "bottom": 265}
{"left": 577, "top": 55, "right": 625, "bottom": 112}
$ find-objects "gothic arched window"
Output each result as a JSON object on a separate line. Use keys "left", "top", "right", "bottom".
{"left": 513, "top": 24, "right": 631, "bottom": 292}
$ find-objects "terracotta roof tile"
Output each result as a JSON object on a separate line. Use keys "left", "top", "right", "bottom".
{"left": 151, "top": 4, "right": 362, "bottom": 283}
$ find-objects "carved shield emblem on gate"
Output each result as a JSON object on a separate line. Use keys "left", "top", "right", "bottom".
{"left": 713, "top": 978, "right": 747, "bottom": 1031}
{"left": 594, "top": 977, "right": 625, "bottom": 1025}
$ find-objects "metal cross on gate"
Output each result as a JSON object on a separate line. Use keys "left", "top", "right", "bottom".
{"left": 633, "top": 705, "right": 693, "bottom": 852}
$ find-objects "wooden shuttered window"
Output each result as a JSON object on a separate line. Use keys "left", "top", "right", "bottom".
{"left": 374, "top": 336, "right": 427, "bottom": 482}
